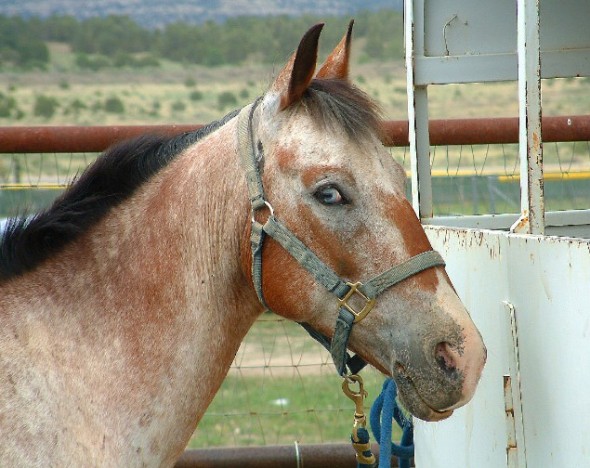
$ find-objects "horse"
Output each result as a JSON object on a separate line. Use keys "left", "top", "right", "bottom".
{"left": 0, "top": 22, "right": 486, "bottom": 466}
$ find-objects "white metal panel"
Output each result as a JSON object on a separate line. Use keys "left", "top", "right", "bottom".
{"left": 410, "top": 0, "right": 590, "bottom": 85}
{"left": 423, "top": 0, "right": 516, "bottom": 57}
{"left": 422, "top": 0, "right": 590, "bottom": 57}
{"left": 423, "top": 210, "right": 590, "bottom": 238}
{"left": 415, "top": 226, "right": 590, "bottom": 467}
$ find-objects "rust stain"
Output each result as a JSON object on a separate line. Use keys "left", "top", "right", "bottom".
{"left": 531, "top": 131, "right": 540, "bottom": 153}
{"left": 510, "top": 211, "right": 529, "bottom": 234}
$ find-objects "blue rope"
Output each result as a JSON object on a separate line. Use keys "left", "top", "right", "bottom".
{"left": 369, "top": 379, "right": 414, "bottom": 468}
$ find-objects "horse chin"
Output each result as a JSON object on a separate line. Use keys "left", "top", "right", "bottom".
{"left": 393, "top": 372, "right": 454, "bottom": 422}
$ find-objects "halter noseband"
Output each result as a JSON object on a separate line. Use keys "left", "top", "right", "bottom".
{"left": 237, "top": 102, "right": 445, "bottom": 376}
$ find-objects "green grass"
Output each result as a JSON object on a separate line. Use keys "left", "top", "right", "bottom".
{"left": 188, "top": 373, "right": 384, "bottom": 447}
{"left": 187, "top": 316, "right": 402, "bottom": 448}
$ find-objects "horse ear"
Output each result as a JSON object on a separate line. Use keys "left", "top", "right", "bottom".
{"left": 316, "top": 20, "right": 354, "bottom": 80}
{"left": 270, "top": 23, "right": 324, "bottom": 111}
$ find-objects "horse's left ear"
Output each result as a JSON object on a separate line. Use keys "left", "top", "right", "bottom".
{"left": 316, "top": 20, "right": 354, "bottom": 80}
{"left": 269, "top": 23, "right": 324, "bottom": 111}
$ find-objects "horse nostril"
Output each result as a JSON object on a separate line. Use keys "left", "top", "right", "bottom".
{"left": 435, "top": 342, "right": 458, "bottom": 376}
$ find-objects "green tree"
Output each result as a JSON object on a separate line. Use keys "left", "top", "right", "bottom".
{"left": 0, "top": 92, "right": 17, "bottom": 118}
{"left": 34, "top": 95, "right": 59, "bottom": 119}
{"left": 72, "top": 15, "right": 153, "bottom": 56}
{"left": 217, "top": 91, "right": 237, "bottom": 110}
{"left": 104, "top": 96, "right": 125, "bottom": 114}
{"left": 39, "top": 15, "right": 80, "bottom": 42}
{"left": 0, "top": 15, "right": 49, "bottom": 68}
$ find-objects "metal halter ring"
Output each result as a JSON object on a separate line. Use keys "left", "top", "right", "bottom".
{"left": 251, "top": 200, "right": 275, "bottom": 223}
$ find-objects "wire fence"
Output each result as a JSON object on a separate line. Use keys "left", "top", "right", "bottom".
{"left": 391, "top": 140, "right": 590, "bottom": 216}
{"left": 187, "top": 315, "right": 387, "bottom": 448}
{"left": 2, "top": 140, "right": 589, "bottom": 219}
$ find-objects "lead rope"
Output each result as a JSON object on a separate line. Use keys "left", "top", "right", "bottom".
{"left": 370, "top": 379, "right": 414, "bottom": 468}
{"left": 343, "top": 375, "right": 415, "bottom": 468}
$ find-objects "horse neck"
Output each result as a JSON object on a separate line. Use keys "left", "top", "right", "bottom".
{"left": 4, "top": 117, "right": 263, "bottom": 464}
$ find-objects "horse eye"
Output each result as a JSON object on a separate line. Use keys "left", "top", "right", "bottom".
{"left": 314, "top": 185, "right": 348, "bottom": 206}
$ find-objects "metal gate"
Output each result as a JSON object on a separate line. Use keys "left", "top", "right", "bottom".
{"left": 405, "top": 0, "right": 590, "bottom": 466}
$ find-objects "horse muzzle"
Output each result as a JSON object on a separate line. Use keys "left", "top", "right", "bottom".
{"left": 390, "top": 323, "right": 487, "bottom": 422}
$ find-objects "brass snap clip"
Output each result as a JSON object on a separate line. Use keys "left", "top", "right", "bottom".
{"left": 342, "top": 374, "right": 376, "bottom": 465}
{"left": 342, "top": 374, "right": 368, "bottom": 428}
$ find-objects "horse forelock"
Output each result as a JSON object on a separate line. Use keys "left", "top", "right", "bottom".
{"left": 295, "top": 78, "right": 384, "bottom": 144}
{"left": 0, "top": 108, "right": 240, "bottom": 283}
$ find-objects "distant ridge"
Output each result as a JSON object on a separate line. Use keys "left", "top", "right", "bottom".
{"left": 0, "top": 0, "right": 403, "bottom": 28}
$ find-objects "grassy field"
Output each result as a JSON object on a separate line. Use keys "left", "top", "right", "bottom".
{"left": 1, "top": 42, "right": 590, "bottom": 127}
{"left": 186, "top": 315, "right": 401, "bottom": 448}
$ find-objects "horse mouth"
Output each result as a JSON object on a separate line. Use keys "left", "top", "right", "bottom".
{"left": 392, "top": 364, "right": 455, "bottom": 422}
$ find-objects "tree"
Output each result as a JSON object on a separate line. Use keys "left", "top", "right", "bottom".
{"left": 217, "top": 91, "right": 237, "bottom": 110}
{"left": 104, "top": 96, "right": 125, "bottom": 114}
{"left": 72, "top": 15, "right": 153, "bottom": 56}
{"left": 34, "top": 95, "right": 59, "bottom": 119}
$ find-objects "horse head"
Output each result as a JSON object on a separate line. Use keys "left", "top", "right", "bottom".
{"left": 240, "top": 22, "right": 486, "bottom": 421}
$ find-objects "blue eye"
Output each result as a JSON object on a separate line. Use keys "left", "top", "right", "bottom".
{"left": 314, "top": 185, "right": 349, "bottom": 206}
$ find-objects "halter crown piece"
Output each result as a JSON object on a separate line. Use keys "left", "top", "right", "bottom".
{"left": 237, "top": 102, "right": 446, "bottom": 376}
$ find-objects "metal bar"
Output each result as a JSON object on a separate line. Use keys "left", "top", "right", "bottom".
{"left": 1, "top": 116, "right": 590, "bottom": 154}
{"left": 0, "top": 124, "right": 202, "bottom": 154}
{"left": 405, "top": 0, "right": 433, "bottom": 218}
{"left": 174, "top": 443, "right": 414, "bottom": 468}
{"left": 382, "top": 115, "right": 590, "bottom": 147}
{"left": 409, "top": 90, "right": 433, "bottom": 219}
{"left": 503, "top": 301, "right": 528, "bottom": 467}
{"left": 513, "top": 0, "right": 544, "bottom": 234}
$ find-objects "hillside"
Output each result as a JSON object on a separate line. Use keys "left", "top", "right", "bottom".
{"left": 0, "top": 0, "right": 402, "bottom": 28}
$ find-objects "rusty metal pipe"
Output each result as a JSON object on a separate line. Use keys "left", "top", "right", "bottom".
{"left": 0, "top": 124, "right": 202, "bottom": 154}
{"left": 174, "top": 444, "right": 413, "bottom": 468}
{"left": 380, "top": 115, "right": 590, "bottom": 147}
{"left": 1, "top": 115, "right": 589, "bottom": 154}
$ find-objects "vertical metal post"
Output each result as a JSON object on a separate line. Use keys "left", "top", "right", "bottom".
{"left": 405, "top": 0, "right": 433, "bottom": 219}
{"left": 512, "top": 0, "right": 544, "bottom": 234}
{"left": 503, "top": 301, "right": 528, "bottom": 468}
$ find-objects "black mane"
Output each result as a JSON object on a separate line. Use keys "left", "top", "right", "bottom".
{"left": 0, "top": 108, "right": 239, "bottom": 282}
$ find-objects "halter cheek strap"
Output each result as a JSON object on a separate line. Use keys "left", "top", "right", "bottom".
{"left": 237, "top": 102, "right": 446, "bottom": 376}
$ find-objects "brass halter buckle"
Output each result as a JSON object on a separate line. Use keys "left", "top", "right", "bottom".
{"left": 339, "top": 282, "right": 376, "bottom": 323}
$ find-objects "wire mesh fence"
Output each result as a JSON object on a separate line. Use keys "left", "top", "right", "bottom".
{"left": 391, "top": 140, "right": 590, "bottom": 216}
{"left": 0, "top": 152, "right": 98, "bottom": 217}
{"left": 3, "top": 140, "right": 589, "bottom": 219}
{"left": 187, "top": 315, "right": 388, "bottom": 448}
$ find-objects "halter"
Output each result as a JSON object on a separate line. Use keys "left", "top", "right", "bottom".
{"left": 237, "top": 101, "right": 446, "bottom": 376}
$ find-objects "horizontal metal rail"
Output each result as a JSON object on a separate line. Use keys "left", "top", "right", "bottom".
{"left": 1, "top": 115, "right": 589, "bottom": 153}
{"left": 174, "top": 443, "right": 413, "bottom": 468}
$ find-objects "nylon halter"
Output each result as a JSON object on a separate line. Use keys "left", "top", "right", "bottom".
{"left": 237, "top": 101, "right": 446, "bottom": 376}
